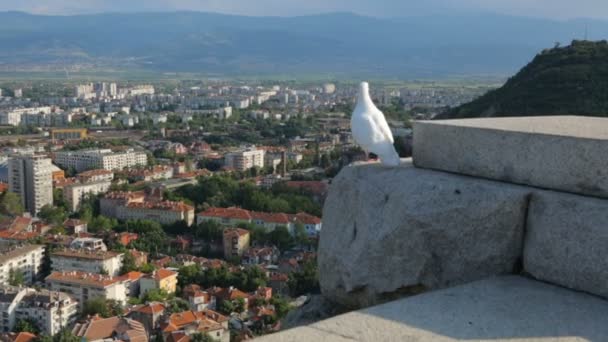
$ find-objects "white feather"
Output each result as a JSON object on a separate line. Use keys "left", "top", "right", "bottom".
{"left": 351, "top": 82, "right": 400, "bottom": 166}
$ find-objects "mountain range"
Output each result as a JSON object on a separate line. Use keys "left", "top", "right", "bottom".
{"left": 1, "top": 11, "right": 608, "bottom": 77}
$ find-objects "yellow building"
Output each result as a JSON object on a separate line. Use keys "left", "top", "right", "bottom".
{"left": 140, "top": 268, "right": 178, "bottom": 297}
{"left": 51, "top": 128, "right": 88, "bottom": 140}
{"left": 223, "top": 228, "right": 251, "bottom": 258}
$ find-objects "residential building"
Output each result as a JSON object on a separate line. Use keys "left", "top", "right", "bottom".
{"left": 222, "top": 228, "right": 250, "bottom": 258}
{"left": 72, "top": 316, "right": 148, "bottom": 342}
{"left": 160, "top": 310, "right": 229, "bottom": 342}
{"left": 8, "top": 155, "right": 53, "bottom": 215}
{"left": 69, "top": 237, "right": 107, "bottom": 251}
{"left": 76, "top": 169, "right": 114, "bottom": 183}
{"left": 0, "top": 288, "right": 28, "bottom": 333}
{"left": 46, "top": 271, "right": 127, "bottom": 307}
{"left": 197, "top": 207, "right": 322, "bottom": 236}
{"left": 100, "top": 191, "right": 145, "bottom": 217}
{"left": 0, "top": 244, "right": 45, "bottom": 286}
{"left": 116, "top": 201, "right": 195, "bottom": 226}
{"left": 15, "top": 289, "right": 78, "bottom": 335}
{"left": 0, "top": 107, "right": 52, "bottom": 126}
{"left": 116, "top": 271, "right": 144, "bottom": 298}
{"left": 224, "top": 146, "right": 265, "bottom": 171}
{"left": 140, "top": 269, "right": 178, "bottom": 298}
{"left": 63, "top": 219, "right": 87, "bottom": 234}
{"left": 128, "top": 302, "right": 165, "bottom": 335}
{"left": 63, "top": 180, "right": 112, "bottom": 211}
{"left": 101, "top": 191, "right": 195, "bottom": 226}
{"left": 50, "top": 249, "right": 124, "bottom": 276}
{"left": 53, "top": 149, "right": 147, "bottom": 172}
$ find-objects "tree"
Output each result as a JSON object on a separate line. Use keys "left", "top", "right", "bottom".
{"left": 38, "top": 205, "right": 67, "bottom": 226}
{"left": 166, "top": 298, "right": 190, "bottom": 314}
{"left": 14, "top": 318, "right": 40, "bottom": 334}
{"left": 120, "top": 251, "right": 138, "bottom": 275}
{"left": 51, "top": 328, "right": 80, "bottom": 342}
{"left": 82, "top": 298, "right": 123, "bottom": 318}
{"left": 142, "top": 289, "right": 169, "bottom": 302}
{"left": 190, "top": 333, "right": 218, "bottom": 342}
{"left": 217, "top": 300, "right": 235, "bottom": 315}
{"left": 269, "top": 296, "right": 291, "bottom": 319}
{"left": 234, "top": 297, "right": 246, "bottom": 313}
{"left": 8, "top": 268, "right": 25, "bottom": 286}
{"left": 0, "top": 192, "right": 24, "bottom": 216}
{"left": 288, "top": 259, "right": 319, "bottom": 296}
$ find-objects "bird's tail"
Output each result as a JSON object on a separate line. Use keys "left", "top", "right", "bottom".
{"left": 380, "top": 148, "right": 400, "bottom": 167}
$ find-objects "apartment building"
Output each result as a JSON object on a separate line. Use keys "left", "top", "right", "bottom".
{"left": 53, "top": 149, "right": 147, "bottom": 172}
{"left": 222, "top": 228, "right": 250, "bottom": 258}
{"left": 50, "top": 249, "right": 123, "bottom": 276}
{"left": 15, "top": 289, "right": 79, "bottom": 335}
{"left": 50, "top": 128, "right": 87, "bottom": 141}
{"left": 224, "top": 146, "right": 265, "bottom": 171}
{"left": 101, "top": 191, "right": 195, "bottom": 226}
{"left": 140, "top": 269, "right": 178, "bottom": 298}
{"left": 0, "top": 288, "right": 28, "bottom": 333}
{"left": 116, "top": 201, "right": 195, "bottom": 226}
{"left": 0, "top": 244, "right": 45, "bottom": 286}
{"left": 0, "top": 107, "right": 53, "bottom": 126}
{"left": 76, "top": 169, "right": 114, "bottom": 183}
{"left": 197, "top": 207, "right": 323, "bottom": 236}
{"left": 46, "top": 271, "right": 127, "bottom": 308}
{"left": 63, "top": 180, "right": 112, "bottom": 211}
{"left": 8, "top": 155, "right": 54, "bottom": 215}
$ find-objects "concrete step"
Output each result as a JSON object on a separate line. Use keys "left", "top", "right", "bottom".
{"left": 258, "top": 276, "right": 608, "bottom": 341}
{"left": 413, "top": 116, "right": 608, "bottom": 198}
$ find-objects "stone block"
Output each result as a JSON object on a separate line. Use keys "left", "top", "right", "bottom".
{"left": 318, "top": 160, "right": 530, "bottom": 308}
{"left": 259, "top": 276, "right": 608, "bottom": 342}
{"left": 524, "top": 190, "right": 608, "bottom": 299}
{"left": 413, "top": 116, "right": 608, "bottom": 198}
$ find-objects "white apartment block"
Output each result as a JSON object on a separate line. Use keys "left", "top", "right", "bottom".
{"left": 54, "top": 149, "right": 148, "bottom": 172}
{"left": 224, "top": 146, "right": 265, "bottom": 171}
{"left": 15, "top": 289, "right": 79, "bottom": 335}
{"left": 0, "top": 287, "right": 28, "bottom": 333}
{"left": 46, "top": 271, "right": 127, "bottom": 308}
{"left": 0, "top": 244, "right": 45, "bottom": 286}
{"left": 0, "top": 107, "right": 53, "bottom": 126}
{"left": 8, "top": 155, "right": 54, "bottom": 216}
{"left": 64, "top": 180, "right": 112, "bottom": 212}
{"left": 51, "top": 249, "right": 124, "bottom": 276}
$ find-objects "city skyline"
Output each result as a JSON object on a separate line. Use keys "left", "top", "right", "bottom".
{"left": 1, "top": 0, "right": 608, "bottom": 20}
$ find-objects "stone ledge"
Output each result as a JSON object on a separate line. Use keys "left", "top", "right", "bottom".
{"left": 258, "top": 276, "right": 608, "bottom": 341}
{"left": 413, "top": 116, "right": 608, "bottom": 199}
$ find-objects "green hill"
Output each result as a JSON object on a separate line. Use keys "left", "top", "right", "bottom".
{"left": 439, "top": 40, "right": 608, "bottom": 118}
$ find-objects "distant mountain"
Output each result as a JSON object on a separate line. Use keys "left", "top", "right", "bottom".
{"left": 1, "top": 11, "right": 608, "bottom": 77}
{"left": 438, "top": 40, "right": 608, "bottom": 118}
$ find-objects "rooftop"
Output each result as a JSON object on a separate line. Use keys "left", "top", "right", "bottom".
{"left": 51, "top": 248, "right": 122, "bottom": 260}
{"left": 46, "top": 271, "right": 121, "bottom": 287}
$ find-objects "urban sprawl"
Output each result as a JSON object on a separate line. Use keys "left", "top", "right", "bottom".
{"left": 0, "top": 80, "right": 489, "bottom": 342}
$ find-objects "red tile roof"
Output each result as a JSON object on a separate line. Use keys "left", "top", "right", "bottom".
{"left": 46, "top": 271, "right": 121, "bottom": 287}
{"left": 198, "top": 207, "right": 251, "bottom": 220}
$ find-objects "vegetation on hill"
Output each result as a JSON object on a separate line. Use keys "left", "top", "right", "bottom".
{"left": 440, "top": 41, "right": 608, "bottom": 118}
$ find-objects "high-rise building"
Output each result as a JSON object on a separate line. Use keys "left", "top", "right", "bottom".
{"left": 53, "top": 148, "right": 148, "bottom": 172}
{"left": 8, "top": 155, "right": 53, "bottom": 215}
{"left": 224, "top": 146, "right": 265, "bottom": 171}
{"left": 13, "top": 89, "right": 22, "bottom": 98}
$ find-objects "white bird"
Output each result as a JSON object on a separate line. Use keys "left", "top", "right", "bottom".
{"left": 351, "top": 82, "right": 400, "bottom": 166}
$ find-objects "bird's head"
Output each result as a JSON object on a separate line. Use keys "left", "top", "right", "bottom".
{"left": 358, "top": 82, "right": 369, "bottom": 98}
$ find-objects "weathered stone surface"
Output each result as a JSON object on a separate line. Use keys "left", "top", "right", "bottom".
{"left": 413, "top": 116, "right": 608, "bottom": 199}
{"left": 319, "top": 159, "right": 530, "bottom": 308}
{"left": 259, "top": 276, "right": 608, "bottom": 342}
{"left": 524, "top": 190, "right": 608, "bottom": 299}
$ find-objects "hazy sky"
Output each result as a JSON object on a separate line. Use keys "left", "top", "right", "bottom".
{"left": 1, "top": 0, "right": 607, "bottom": 19}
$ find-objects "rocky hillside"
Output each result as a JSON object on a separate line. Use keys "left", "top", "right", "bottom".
{"left": 439, "top": 40, "right": 608, "bottom": 118}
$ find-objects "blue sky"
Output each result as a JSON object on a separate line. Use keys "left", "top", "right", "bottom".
{"left": 0, "top": 0, "right": 606, "bottom": 19}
